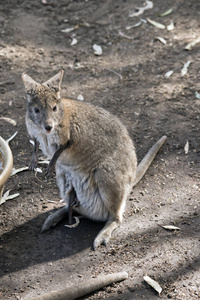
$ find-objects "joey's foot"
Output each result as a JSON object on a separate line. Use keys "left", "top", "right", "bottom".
{"left": 42, "top": 215, "right": 57, "bottom": 232}
{"left": 42, "top": 207, "right": 68, "bottom": 232}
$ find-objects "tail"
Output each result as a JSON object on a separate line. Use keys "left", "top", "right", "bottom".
{"left": 133, "top": 135, "right": 167, "bottom": 186}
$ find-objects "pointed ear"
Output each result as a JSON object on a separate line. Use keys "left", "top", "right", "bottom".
{"left": 43, "top": 70, "right": 64, "bottom": 94}
{"left": 22, "top": 73, "right": 39, "bottom": 92}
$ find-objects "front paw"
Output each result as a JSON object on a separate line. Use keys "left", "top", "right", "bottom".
{"left": 45, "top": 165, "right": 54, "bottom": 178}
{"left": 29, "top": 159, "right": 37, "bottom": 171}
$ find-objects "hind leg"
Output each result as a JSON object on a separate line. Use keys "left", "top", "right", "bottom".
{"left": 93, "top": 218, "right": 119, "bottom": 250}
{"left": 93, "top": 191, "right": 127, "bottom": 250}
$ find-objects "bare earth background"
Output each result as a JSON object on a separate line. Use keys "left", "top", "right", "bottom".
{"left": 0, "top": 0, "right": 200, "bottom": 299}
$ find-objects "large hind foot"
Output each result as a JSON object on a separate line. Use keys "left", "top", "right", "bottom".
{"left": 93, "top": 220, "right": 119, "bottom": 250}
{"left": 42, "top": 206, "right": 68, "bottom": 232}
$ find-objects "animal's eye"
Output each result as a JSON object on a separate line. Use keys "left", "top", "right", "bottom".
{"left": 53, "top": 105, "right": 57, "bottom": 112}
{"left": 34, "top": 107, "right": 40, "bottom": 114}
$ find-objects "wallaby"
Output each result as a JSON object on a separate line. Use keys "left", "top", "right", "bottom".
{"left": 22, "top": 70, "right": 166, "bottom": 250}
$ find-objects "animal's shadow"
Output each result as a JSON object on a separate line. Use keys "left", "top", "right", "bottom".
{"left": 0, "top": 209, "right": 105, "bottom": 276}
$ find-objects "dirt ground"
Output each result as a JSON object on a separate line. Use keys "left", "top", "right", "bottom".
{"left": 0, "top": 0, "right": 200, "bottom": 299}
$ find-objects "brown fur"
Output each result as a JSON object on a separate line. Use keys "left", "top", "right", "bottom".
{"left": 22, "top": 70, "right": 166, "bottom": 249}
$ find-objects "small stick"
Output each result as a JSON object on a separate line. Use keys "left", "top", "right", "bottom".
{"left": 30, "top": 272, "right": 128, "bottom": 300}
{"left": 104, "top": 68, "right": 122, "bottom": 80}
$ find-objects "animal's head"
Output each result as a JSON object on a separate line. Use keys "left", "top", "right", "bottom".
{"left": 22, "top": 70, "right": 64, "bottom": 133}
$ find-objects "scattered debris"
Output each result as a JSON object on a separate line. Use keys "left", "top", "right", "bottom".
{"left": 93, "top": 44, "right": 103, "bottom": 56}
{"left": 161, "top": 225, "right": 180, "bottom": 230}
{"left": 195, "top": 91, "right": 200, "bottom": 99}
{"left": 6, "top": 131, "right": 18, "bottom": 144}
{"left": 129, "top": 1, "right": 153, "bottom": 17}
{"left": 70, "top": 37, "right": 78, "bottom": 46}
{"left": 0, "top": 117, "right": 17, "bottom": 126}
{"left": 126, "top": 21, "right": 142, "bottom": 30}
{"left": 167, "top": 21, "right": 175, "bottom": 31}
{"left": 38, "top": 160, "right": 50, "bottom": 165}
{"left": 165, "top": 70, "right": 174, "bottom": 78}
{"left": 143, "top": 275, "right": 162, "bottom": 295}
{"left": 147, "top": 18, "right": 165, "bottom": 29}
{"left": 185, "top": 37, "right": 200, "bottom": 50}
{"left": 181, "top": 61, "right": 192, "bottom": 77}
{"left": 77, "top": 94, "right": 84, "bottom": 101}
{"left": 34, "top": 167, "right": 43, "bottom": 173}
{"left": 82, "top": 22, "right": 91, "bottom": 28}
{"left": 47, "top": 200, "right": 58, "bottom": 204}
{"left": 61, "top": 27, "right": 75, "bottom": 33}
{"left": 105, "top": 68, "right": 122, "bottom": 80}
{"left": 159, "top": 8, "right": 173, "bottom": 17}
{"left": 118, "top": 30, "right": 134, "bottom": 40}
{"left": 0, "top": 190, "right": 19, "bottom": 205}
{"left": 11, "top": 166, "right": 29, "bottom": 176}
{"left": 65, "top": 216, "right": 80, "bottom": 228}
{"left": 155, "top": 36, "right": 167, "bottom": 45}
{"left": 184, "top": 141, "right": 189, "bottom": 154}
{"left": 126, "top": 19, "right": 146, "bottom": 30}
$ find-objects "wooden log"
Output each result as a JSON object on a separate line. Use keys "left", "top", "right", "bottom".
{"left": 30, "top": 271, "right": 128, "bottom": 300}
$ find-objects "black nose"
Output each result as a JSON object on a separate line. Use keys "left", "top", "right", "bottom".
{"left": 45, "top": 125, "right": 52, "bottom": 132}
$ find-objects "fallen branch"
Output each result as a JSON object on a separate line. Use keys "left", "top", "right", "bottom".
{"left": 30, "top": 271, "right": 128, "bottom": 300}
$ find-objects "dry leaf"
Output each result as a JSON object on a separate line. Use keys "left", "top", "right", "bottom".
{"left": 77, "top": 94, "right": 84, "bottom": 101}
{"left": 6, "top": 131, "right": 18, "bottom": 144}
{"left": 126, "top": 19, "right": 146, "bottom": 30}
{"left": 129, "top": 1, "right": 153, "bottom": 17}
{"left": 0, "top": 117, "right": 17, "bottom": 126}
{"left": 143, "top": 275, "right": 162, "bottom": 295}
{"left": 38, "top": 160, "right": 50, "bottom": 165}
{"left": 61, "top": 27, "right": 75, "bottom": 33}
{"left": 93, "top": 44, "right": 103, "bottom": 56}
{"left": 0, "top": 190, "right": 20, "bottom": 205}
{"left": 162, "top": 225, "right": 180, "bottom": 230}
{"left": 167, "top": 21, "right": 175, "bottom": 31}
{"left": 195, "top": 91, "right": 200, "bottom": 99}
{"left": 11, "top": 166, "right": 29, "bottom": 176}
{"left": 159, "top": 8, "right": 173, "bottom": 17}
{"left": 70, "top": 37, "right": 78, "bottom": 46}
{"left": 147, "top": 18, "right": 165, "bottom": 29}
{"left": 165, "top": 70, "right": 173, "bottom": 78}
{"left": 35, "top": 167, "right": 42, "bottom": 173}
{"left": 181, "top": 61, "right": 192, "bottom": 77}
{"left": 184, "top": 141, "right": 189, "bottom": 154}
{"left": 126, "top": 21, "right": 142, "bottom": 30}
{"left": 185, "top": 38, "right": 200, "bottom": 50}
{"left": 118, "top": 30, "right": 134, "bottom": 40}
{"left": 155, "top": 36, "right": 167, "bottom": 44}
